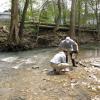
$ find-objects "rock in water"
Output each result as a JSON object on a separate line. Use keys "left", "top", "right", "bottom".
{"left": 91, "top": 62, "right": 100, "bottom": 67}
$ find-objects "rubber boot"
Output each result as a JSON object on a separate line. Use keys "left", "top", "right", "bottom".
{"left": 72, "top": 59, "right": 77, "bottom": 67}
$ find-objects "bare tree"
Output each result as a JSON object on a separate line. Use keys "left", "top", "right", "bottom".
{"left": 70, "top": 0, "right": 76, "bottom": 39}
{"left": 89, "top": 0, "right": 100, "bottom": 39}
{"left": 77, "top": 0, "right": 82, "bottom": 30}
{"left": 8, "top": 0, "right": 30, "bottom": 45}
{"left": 54, "top": 0, "right": 62, "bottom": 33}
{"left": 84, "top": 0, "right": 88, "bottom": 24}
{"left": 8, "top": 0, "right": 19, "bottom": 44}
{"left": 19, "top": 0, "right": 30, "bottom": 40}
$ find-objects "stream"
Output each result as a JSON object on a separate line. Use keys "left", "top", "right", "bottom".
{"left": 0, "top": 47, "right": 100, "bottom": 100}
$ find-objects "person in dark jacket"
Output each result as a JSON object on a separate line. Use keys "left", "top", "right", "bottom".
{"left": 59, "top": 37, "right": 79, "bottom": 67}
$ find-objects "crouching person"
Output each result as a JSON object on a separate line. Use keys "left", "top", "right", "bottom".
{"left": 50, "top": 49, "right": 71, "bottom": 74}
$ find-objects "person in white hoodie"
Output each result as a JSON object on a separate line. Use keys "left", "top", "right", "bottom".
{"left": 50, "top": 49, "right": 71, "bottom": 74}
{"left": 59, "top": 37, "right": 79, "bottom": 67}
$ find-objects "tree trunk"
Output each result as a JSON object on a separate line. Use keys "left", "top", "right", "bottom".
{"left": 19, "top": 0, "right": 29, "bottom": 40}
{"left": 53, "top": 0, "right": 62, "bottom": 33}
{"left": 84, "top": 0, "right": 88, "bottom": 25}
{"left": 8, "top": 0, "right": 19, "bottom": 44}
{"left": 97, "top": 0, "right": 100, "bottom": 39}
{"left": 77, "top": 0, "right": 81, "bottom": 42}
{"left": 77, "top": 0, "right": 81, "bottom": 28}
{"left": 30, "top": 0, "right": 34, "bottom": 21}
{"left": 70, "top": 0, "right": 76, "bottom": 39}
{"left": 89, "top": 0, "right": 100, "bottom": 39}
{"left": 97, "top": 11, "right": 100, "bottom": 39}
{"left": 62, "top": 0, "right": 67, "bottom": 24}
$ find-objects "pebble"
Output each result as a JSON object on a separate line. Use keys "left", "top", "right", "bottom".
{"left": 32, "top": 66, "right": 39, "bottom": 69}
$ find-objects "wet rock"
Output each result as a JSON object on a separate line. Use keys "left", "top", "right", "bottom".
{"left": 91, "top": 86, "right": 97, "bottom": 91}
{"left": 88, "top": 74, "right": 98, "bottom": 81}
{"left": 32, "top": 66, "right": 39, "bottom": 69}
{"left": 43, "top": 69, "right": 48, "bottom": 71}
{"left": 91, "top": 95, "right": 100, "bottom": 100}
{"left": 10, "top": 96, "right": 25, "bottom": 100}
{"left": 91, "top": 62, "right": 100, "bottom": 67}
{"left": 81, "top": 82, "right": 90, "bottom": 86}
{"left": 71, "top": 79, "right": 78, "bottom": 83}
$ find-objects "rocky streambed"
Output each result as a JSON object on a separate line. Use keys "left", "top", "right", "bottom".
{"left": 0, "top": 48, "right": 100, "bottom": 100}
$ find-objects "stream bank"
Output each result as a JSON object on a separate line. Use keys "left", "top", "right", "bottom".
{"left": 0, "top": 29, "right": 100, "bottom": 52}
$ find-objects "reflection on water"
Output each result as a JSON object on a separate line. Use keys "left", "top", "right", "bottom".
{"left": 1, "top": 57, "right": 18, "bottom": 62}
{"left": 79, "top": 49, "right": 100, "bottom": 59}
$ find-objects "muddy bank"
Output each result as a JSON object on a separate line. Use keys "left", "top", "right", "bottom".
{"left": 0, "top": 31, "right": 36, "bottom": 52}
{"left": 0, "top": 26, "right": 100, "bottom": 51}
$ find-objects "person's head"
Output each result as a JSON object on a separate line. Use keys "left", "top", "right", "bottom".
{"left": 65, "top": 36, "right": 71, "bottom": 41}
{"left": 66, "top": 37, "right": 70, "bottom": 40}
{"left": 65, "top": 36, "right": 71, "bottom": 43}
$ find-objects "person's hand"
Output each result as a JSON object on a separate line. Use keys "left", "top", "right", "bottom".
{"left": 72, "top": 53, "right": 76, "bottom": 59}
{"left": 76, "top": 50, "right": 79, "bottom": 53}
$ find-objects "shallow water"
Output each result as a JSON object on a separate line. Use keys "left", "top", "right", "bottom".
{"left": 0, "top": 47, "right": 100, "bottom": 100}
